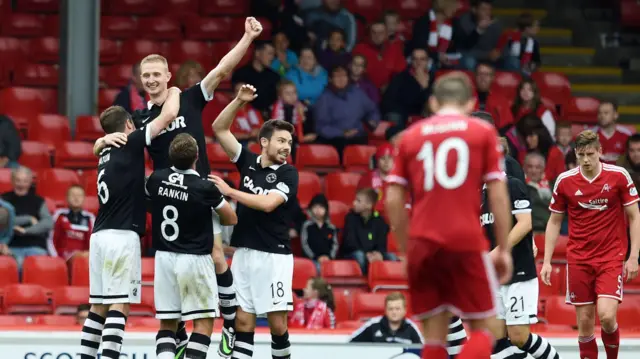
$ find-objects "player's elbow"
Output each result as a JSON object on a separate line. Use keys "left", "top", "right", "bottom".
{"left": 516, "top": 214, "right": 533, "bottom": 232}
{"left": 263, "top": 195, "right": 285, "bottom": 213}
{"left": 220, "top": 213, "right": 238, "bottom": 226}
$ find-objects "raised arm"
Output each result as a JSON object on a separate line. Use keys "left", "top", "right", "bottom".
{"left": 201, "top": 18, "right": 263, "bottom": 96}
{"left": 145, "top": 87, "right": 181, "bottom": 142}
{"left": 212, "top": 84, "right": 258, "bottom": 160}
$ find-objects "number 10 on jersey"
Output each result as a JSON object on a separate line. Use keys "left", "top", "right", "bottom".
{"left": 417, "top": 137, "right": 470, "bottom": 190}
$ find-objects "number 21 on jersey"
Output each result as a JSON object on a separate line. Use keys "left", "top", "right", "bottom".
{"left": 417, "top": 137, "right": 470, "bottom": 190}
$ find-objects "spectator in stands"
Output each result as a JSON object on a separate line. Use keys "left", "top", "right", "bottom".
{"left": 229, "top": 81, "right": 264, "bottom": 146}
{"left": 316, "top": 29, "right": 352, "bottom": 71}
{"left": 350, "top": 292, "right": 424, "bottom": 344}
{"left": 2, "top": 167, "right": 53, "bottom": 270}
{"left": 555, "top": 121, "right": 574, "bottom": 157}
{"left": 314, "top": 65, "right": 380, "bottom": 158}
{"left": 112, "top": 62, "right": 147, "bottom": 114}
{"left": 409, "top": 0, "right": 460, "bottom": 68}
{"left": 523, "top": 152, "right": 552, "bottom": 233}
{"left": 301, "top": 194, "right": 338, "bottom": 272}
{"left": 305, "top": 0, "right": 357, "bottom": 51}
{"left": 596, "top": 100, "right": 631, "bottom": 164}
{"left": 473, "top": 62, "right": 514, "bottom": 130}
{"left": 505, "top": 113, "right": 545, "bottom": 163}
{"left": 342, "top": 188, "right": 396, "bottom": 274}
{"left": 349, "top": 55, "right": 380, "bottom": 104}
{"left": 175, "top": 60, "right": 205, "bottom": 89}
{"left": 566, "top": 150, "right": 577, "bottom": 170}
{"left": 272, "top": 31, "right": 299, "bottom": 76}
{"left": 271, "top": 80, "right": 317, "bottom": 160}
{"left": 454, "top": 0, "right": 503, "bottom": 70}
{"left": 384, "top": 10, "right": 405, "bottom": 44}
{"left": 76, "top": 304, "right": 90, "bottom": 325}
{"left": 0, "top": 199, "right": 15, "bottom": 256}
{"left": 617, "top": 134, "right": 640, "bottom": 174}
{"left": 511, "top": 78, "right": 556, "bottom": 136}
{"left": 491, "top": 12, "right": 540, "bottom": 74}
{"left": 0, "top": 115, "right": 21, "bottom": 169}
{"left": 50, "top": 185, "right": 94, "bottom": 262}
{"left": 285, "top": 46, "right": 328, "bottom": 105}
{"left": 352, "top": 20, "right": 407, "bottom": 89}
{"left": 290, "top": 277, "right": 336, "bottom": 329}
{"left": 231, "top": 42, "right": 281, "bottom": 113}
{"left": 381, "top": 48, "right": 432, "bottom": 126}
{"left": 357, "top": 144, "right": 395, "bottom": 215}
{"left": 523, "top": 124, "right": 566, "bottom": 181}
{"left": 386, "top": 125, "right": 404, "bottom": 147}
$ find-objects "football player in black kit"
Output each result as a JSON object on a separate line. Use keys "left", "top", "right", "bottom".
{"left": 210, "top": 84, "right": 298, "bottom": 359}
{"left": 92, "top": 17, "right": 265, "bottom": 359}
{"left": 146, "top": 133, "right": 238, "bottom": 359}
{"left": 79, "top": 88, "right": 181, "bottom": 359}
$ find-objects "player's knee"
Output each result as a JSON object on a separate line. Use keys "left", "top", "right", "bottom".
{"left": 89, "top": 304, "right": 109, "bottom": 318}
{"left": 235, "top": 310, "right": 256, "bottom": 332}
{"left": 506, "top": 325, "right": 530, "bottom": 348}
{"left": 598, "top": 309, "right": 617, "bottom": 331}
{"left": 576, "top": 308, "right": 596, "bottom": 332}
{"left": 159, "top": 319, "right": 180, "bottom": 332}
{"left": 108, "top": 303, "right": 130, "bottom": 317}
{"left": 267, "top": 312, "right": 288, "bottom": 336}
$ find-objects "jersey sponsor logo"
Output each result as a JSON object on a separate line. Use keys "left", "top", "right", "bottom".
{"left": 631, "top": 187, "right": 638, "bottom": 196}
{"left": 578, "top": 199, "right": 608, "bottom": 211}
{"left": 601, "top": 184, "right": 611, "bottom": 193}
{"left": 575, "top": 189, "right": 583, "bottom": 196}
{"left": 513, "top": 200, "right": 530, "bottom": 209}
{"left": 158, "top": 116, "right": 186, "bottom": 136}
{"left": 276, "top": 182, "right": 289, "bottom": 194}
{"left": 266, "top": 173, "right": 277, "bottom": 183}
{"left": 243, "top": 176, "right": 271, "bottom": 195}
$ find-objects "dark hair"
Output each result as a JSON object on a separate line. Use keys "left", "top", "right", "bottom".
{"left": 357, "top": 187, "right": 379, "bottom": 205}
{"left": 432, "top": 72, "right": 474, "bottom": 106}
{"left": 565, "top": 150, "right": 577, "bottom": 168}
{"left": 516, "top": 12, "right": 535, "bottom": 31}
{"left": 555, "top": 121, "right": 572, "bottom": 130}
{"left": 254, "top": 41, "right": 273, "bottom": 52}
{"left": 370, "top": 20, "right": 386, "bottom": 29}
{"left": 328, "top": 28, "right": 346, "bottom": 39}
{"left": 77, "top": 303, "right": 91, "bottom": 313}
{"left": 471, "top": 111, "right": 494, "bottom": 125}
{"left": 472, "top": 0, "right": 493, "bottom": 6}
{"left": 383, "top": 9, "right": 399, "bottom": 18}
{"left": 599, "top": 100, "right": 619, "bottom": 112}
{"left": 169, "top": 133, "right": 198, "bottom": 170}
{"left": 330, "top": 64, "right": 349, "bottom": 77}
{"left": 511, "top": 79, "right": 542, "bottom": 120}
{"left": 628, "top": 133, "right": 640, "bottom": 147}
{"left": 99, "top": 106, "right": 131, "bottom": 134}
{"left": 310, "top": 277, "right": 335, "bottom": 311}
{"left": 258, "top": 119, "right": 295, "bottom": 146}
{"left": 475, "top": 61, "right": 495, "bottom": 72}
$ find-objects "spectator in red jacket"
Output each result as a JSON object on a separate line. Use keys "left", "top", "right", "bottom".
{"left": 473, "top": 62, "right": 514, "bottom": 130}
{"left": 50, "top": 185, "right": 94, "bottom": 262}
{"left": 511, "top": 78, "right": 556, "bottom": 137}
{"left": 358, "top": 144, "right": 395, "bottom": 215}
{"left": 490, "top": 12, "right": 541, "bottom": 74}
{"left": 521, "top": 123, "right": 566, "bottom": 181}
{"left": 596, "top": 100, "right": 631, "bottom": 164}
{"left": 289, "top": 277, "right": 336, "bottom": 329}
{"left": 229, "top": 81, "right": 264, "bottom": 146}
{"left": 408, "top": 0, "right": 460, "bottom": 67}
{"left": 352, "top": 20, "right": 406, "bottom": 89}
{"left": 555, "top": 121, "right": 573, "bottom": 157}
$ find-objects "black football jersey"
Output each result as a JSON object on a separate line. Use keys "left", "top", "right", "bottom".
{"left": 93, "top": 126, "right": 150, "bottom": 236}
{"left": 230, "top": 145, "right": 299, "bottom": 254}
{"left": 133, "top": 83, "right": 212, "bottom": 177}
{"left": 146, "top": 167, "right": 225, "bottom": 254}
{"left": 481, "top": 176, "right": 537, "bottom": 283}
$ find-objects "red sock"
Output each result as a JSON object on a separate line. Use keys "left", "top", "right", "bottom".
{"left": 421, "top": 341, "right": 448, "bottom": 359}
{"left": 457, "top": 330, "right": 494, "bottom": 359}
{"left": 578, "top": 335, "right": 599, "bottom": 359}
{"left": 601, "top": 325, "right": 620, "bottom": 359}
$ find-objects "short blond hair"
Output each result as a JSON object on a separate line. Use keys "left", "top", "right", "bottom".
{"left": 385, "top": 292, "right": 406, "bottom": 305}
{"left": 433, "top": 72, "right": 473, "bottom": 106}
{"left": 140, "top": 54, "right": 168, "bottom": 67}
{"left": 575, "top": 130, "right": 601, "bottom": 151}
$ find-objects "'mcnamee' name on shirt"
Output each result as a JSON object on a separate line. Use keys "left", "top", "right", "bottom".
{"left": 157, "top": 173, "right": 189, "bottom": 201}
{"left": 98, "top": 148, "right": 111, "bottom": 166}
{"left": 421, "top": 120, "right": 468, "bottom": 135}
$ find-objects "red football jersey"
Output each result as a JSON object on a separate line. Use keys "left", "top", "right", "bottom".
{"left": 549, "top": 164, "right": 639, "bottom": 263}
{"left": 597, "top": 126, "right": 632, "bottom": 164}
{"left": 387, "top": 112, "right": 505, "bottom": 252}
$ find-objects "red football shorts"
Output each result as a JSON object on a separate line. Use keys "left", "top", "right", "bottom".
{"left": 565, "top": 261, "right": 624, "bottom": 305}
{"left": 406, "top": 239, "right": 499, "bottom": 320}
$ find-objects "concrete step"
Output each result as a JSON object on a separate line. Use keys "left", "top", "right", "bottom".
{"left": 618, "top": 106, "right": 640, "bottom": 124}
{"left": 539, "top": 66, "right": 622, "bottom": 84}
{"left": 536, "top": 28, "right": 573, "bottom": 46}
{"left": 493, "top": 8, "right": 547, "bottom": 27}
{"left": 540, "top": 47, "right": 595, "bottom": 66}
{"left": 571, "top": 84, "right": 640, "bottom": 106}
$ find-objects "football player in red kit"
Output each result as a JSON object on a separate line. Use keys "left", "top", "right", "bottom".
{"left": 541, "top": 130, "right": 640, "bottom": 359}
{"left": 385, "top": 72, "right": 513, "bottom": 359}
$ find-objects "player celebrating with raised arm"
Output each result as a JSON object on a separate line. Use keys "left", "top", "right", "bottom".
{"left": 93, "top": 17, "right": 264, "bottom": 358}
{"left": 385, "top": 72, "right": 513, "bottom": 359}
{"left": 541, "top": 130, "right": 640, "bottom": 359}
{"left": 210, "top": 84, "right": 298, "bottom": 359}
{"left": 147, "top": 133, "right": 238, "bottom": 359}
{"left": 79, "top": 88, "right": 181, "bottom": 359}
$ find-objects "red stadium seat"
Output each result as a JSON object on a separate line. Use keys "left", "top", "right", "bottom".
{"left": 3, "top": 111, "right": 34, "bottom": 134}
{"left": 141, "top": 257, "right": 154, "bottom": 286}
{"left": 0, "top": 87, "right": 54, "bottom": 114}
{"left": 0, "top": 315, "right": 31, "bottom": 325}
{"left": 13, "top": 63, "right": 59, "bottom": 86}
{"left": 29, "top": 114, "right": 71, "bottom": 148}
{"left": 83, "top": 195, "right": 99, "bottom": 215}
{"left": 99, "top": 39, "right": 121, "bottom": 65}
{"left": 28, "top": 37, "right": 59, "bottom": 64}
{"left": 544, "top": 295, "right": 576, "bottom": 327}
{"left": 44, "top": 15, "right": 59, "bottom": 36}
{"left": 0, "top": 37, "right": 28, "bottom": 67}
{"left": 169, "top": 41, "right": 214, "bottom": 68}
{"left": 618, "top": 296, "right": 640, "bottom": 329}
{"left": 325, "top": 172, "right": 361, "bottom": 205}
{"left": 103, "top": 64, "right": 134, "bottom": 88}
{"left": 536, "top": 263, "right": 566, "bottom": 298}
{"left": 344, "top": 0, "right": 384, "bottom": 22}
{"left": 82, "top": 169, "right": 98, "bottom": 196}
{"left": 333, "top": 289, "right": 353, "bottom": 322}
{"left": 336, "top": 320, "right": 361, "bottom": 329}
{"left": 368, "top": 261, "right": 408, "bottom": 292}
{"left": 3, "top": 284, "right": 52, "bottom": 314}
{"left": 343, "top": 145, "right": 376, "bottom": 173}
{"left": 53, "top": 286, "right": 89, "bottom": 315}
{"left": 70, "top": 255, "right": 89, "bottom": 286}
{"left": 120, "top": 39, "right": 167, "bottom": 64}
{"left": 328, "top": 200, "right": 350, "bottom": 229}
{"left": 293, "top": 257, "right": 317, "bottom": 291}
{"left": 296, "top": 144, "right": 341, "bottom": 172}
{"left": 130, "top": 286, "right": 155, "bottom": 316}
{"left": 226, "top": 171, "right": 240, "bottom": 188}
{"left": 533, "top": 233, "right": 569, "bottom": 262}
{"left": 76, "top": 115, "right": 104, "bottom": 142}
{"left": 491, "top": 71, "right": 522, "bottom": 99}
{"left": 55, "top": 141, "right": 96, "bottom": 169}
{"left": 297, "top": 171, "right": 322, "bottom": 208}
{"left": 105, "top": 0, "right": 156, "bottom": 15}
{"left": 22, "top": 256, "right": 69, "bottom": 288}
{"left": 367, "top": 121, "right": 394, "bottom": 147}
{"left": 15, "top": 0, "right": 60, "bottom": 13}
{"left": 351, "top": 292, "right": 386, "bottom": 320}
{"left": 207, "top": 143, "right": 236, "bottom": 171}
{"left": 1, "top": 13, "right": 45, "bottom": 37}
{"left": 98, "top": 88, "right": 119, "bottom": 112}
{"left": 320, "top": 260, "right": 367, "bottom": 287}
{"left": 36, "top": 315, "right": 77, "bottom": 325}
{"left": 20, "top": 141, "right": 51, "bottom": 169}
{"left": 387, "top": 0, "right": 430, "bottom": 20}
{"left": 0, "top": 256, "right": 19, "bottom": 287}
{"left": 100, "top": 16, "right": 139, "bottom": 39}
{"left": 562, "top": 97, "right": 600, "bottom": 124}
{"left": 137, "top": 17, "right": 181, "bottom": 41}
{"left": 184, "top": 17, "right": 232, "bottom": 41}
{"left": 36, "top": 168, "right": 81, "bottom": 204}
{"left": 211, "top": 41, "right": 253, "bottom": 67}
{"left": 201, "top": 0, "right": 248, "bottom": 16}
{"left": 532, "top": 72, "right": 572, "bottom": 108}
{"left": 0, "top": 168, "right": 11, "bottom": 193}
{"left": 156, "top": 0, "right": 200, "bottom": 17}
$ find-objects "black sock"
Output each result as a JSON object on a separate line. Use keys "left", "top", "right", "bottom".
{"left": 232, "top": 331, "right": 255, "bottom": 359}
{"left": 176, "top": 321, "right": 189, "bottom": 351}
{"left": 522, "top": 333, "right": 560, "bottom": 359}
{"left": 491, "top": 337, "right": 528, "bottom": 359}
{"left": 156, "top": 330, "right": 176, "bottom": 359}
{"left": 100, "top": 310, "right": 127, "bottom": 359}
{"left": 271, "top": 331, "right": 291, "bottom": 359}
{"left": 217, "top": 268, "right": 236, "bottom": 329}
{"left": 79, "top": 311, "right": 105, "bottom": 359}
{"left": 185, "top": 332, "right": 211, "bottom": 359}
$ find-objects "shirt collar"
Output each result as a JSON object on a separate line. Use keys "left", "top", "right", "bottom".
{"left": 256, "top": 155, "right": 285, "bottom": 170}
{"left": 171, "top": 166, "right": 199, "bottom": 176}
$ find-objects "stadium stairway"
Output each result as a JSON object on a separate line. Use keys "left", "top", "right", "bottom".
{"left": 494, "top": 7, "right": 640, "bottom": 124}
